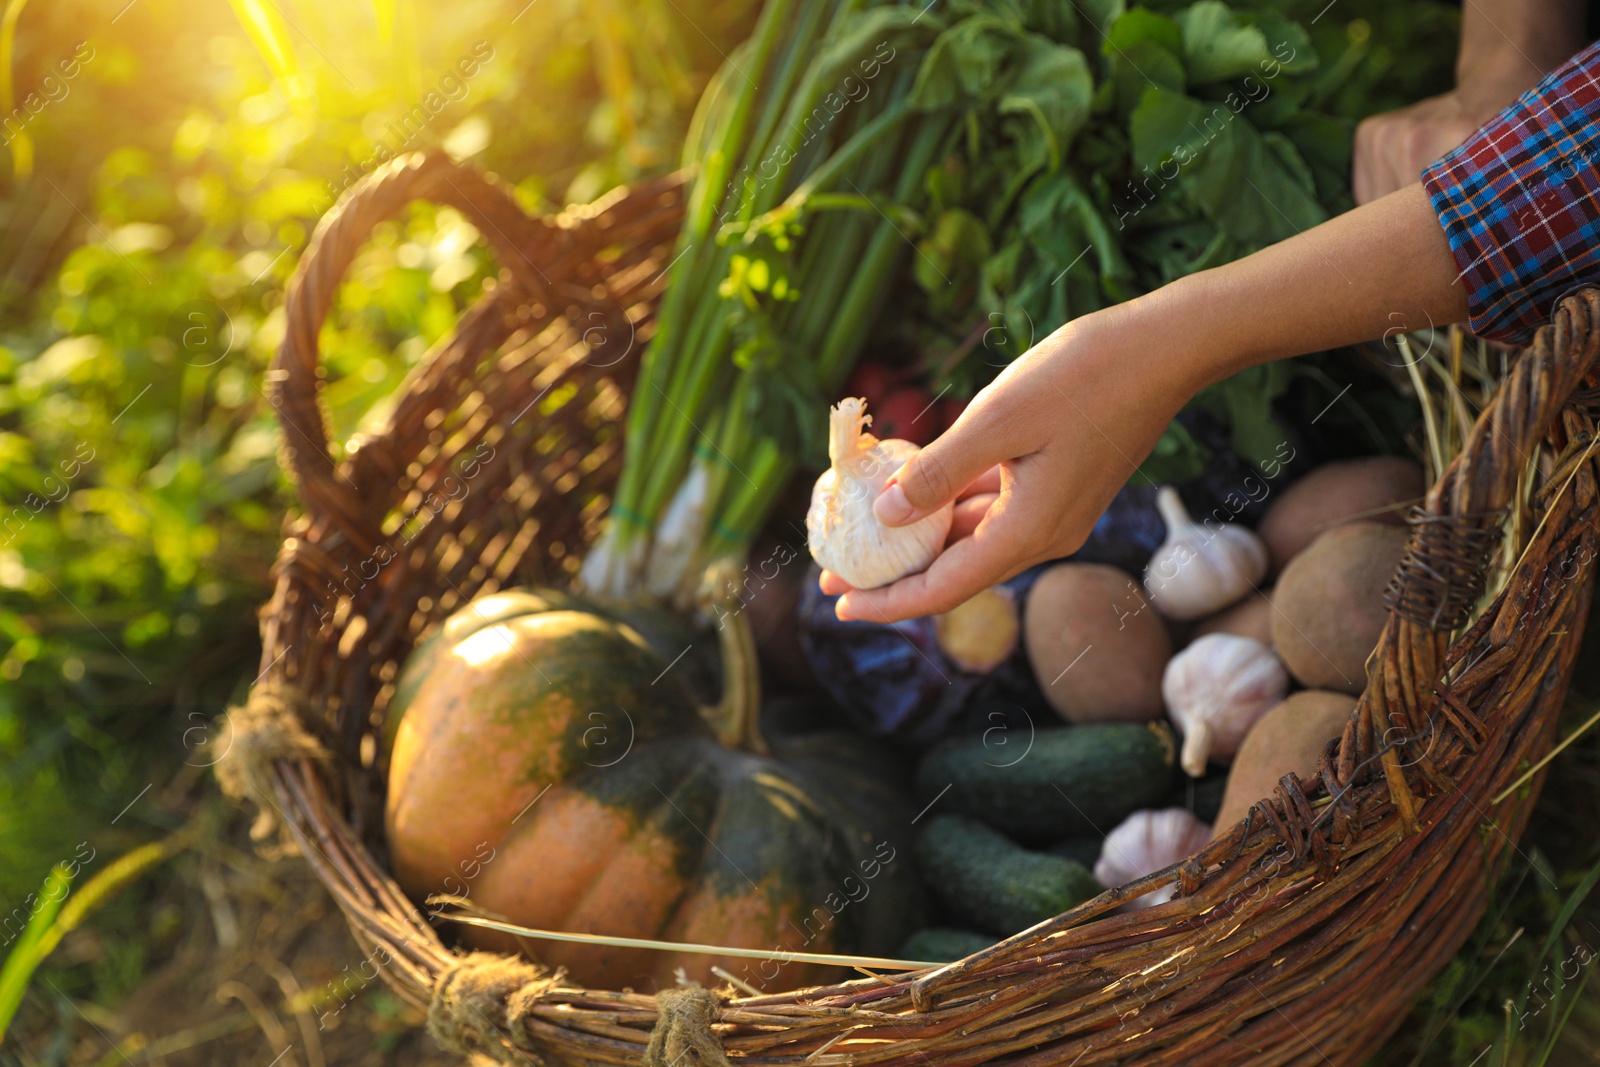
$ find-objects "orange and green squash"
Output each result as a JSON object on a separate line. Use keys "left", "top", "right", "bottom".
{"left": 384, "top": 588, "right": 924, "bottom": 992}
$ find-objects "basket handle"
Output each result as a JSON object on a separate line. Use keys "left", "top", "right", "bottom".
{"left": 1346, "top": 288, "right": 1600, "bottom": 810}
{"left": 1384, "top": 288, "right": 1600, "bottom": 630}
{"left": 271, "top": 151, "right": 556, "bottom": 545}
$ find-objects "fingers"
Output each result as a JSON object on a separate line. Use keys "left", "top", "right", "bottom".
{"left": 1403, "top": 118, "right": 1478, "bottom": 182}
{"left": 819, "top": 464, "right": 1002, "bottom": 596}
{"left": 1353, "top": 114, "right": 1401, "bottom": 205}
{"left": 819, "top": 493, "right": 1002, "bottom": 599}
{"left": 1355, "top": 110, "right": 1469, "bottom": 206}
{"left": 818, "top": 476, "right": 1001, "bottom": 600}
{"left": 1352, "top": 117, "right": 1378, "bottom": 205}
{"left": 818, "top": 569, "right": 850, "bottom": 596}
{"left": 838, "top": 508, "right": 1033, "bottom": 622}
{"left": 963, "top": 464, "right": 1003, "bottom": 498}
{"left": 875, "top": 419, "right": 1020, "bottom": 528}
{"left": 949, "top": 493, "right": 998, "bottom": 542}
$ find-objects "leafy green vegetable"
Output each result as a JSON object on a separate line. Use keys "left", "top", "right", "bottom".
{"left": 996, "top": 34, "right": 1094, "bottom": 173}
{"left": 0, "top": 0, "right": 750, "bottom": 1025}
{"left": 897, "top": 0, "right": 1455, "bottom": 478}
{"left": 1176, "top": 1, "right": 1310, "bottom": 83}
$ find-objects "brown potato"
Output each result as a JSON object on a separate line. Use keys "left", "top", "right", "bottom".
{"left": 1271, "top": 522, "right": 1410, "bottom": 694}
{"left": 1024, "top": 563, "right": 1171, "bottom": 724}
{"left": 1193, "top": 589, "right": 1274, "bottom": 646}
{"left": 1259, "top": 457, "right": 1423, "bottom": 574}
{"left": 1210, "top": 691, "right": 1356, "bottom": 836}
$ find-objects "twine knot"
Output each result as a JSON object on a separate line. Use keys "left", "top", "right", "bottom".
{"left": 213, "top": 685, "right": 328, "bottom": 839}
{"left": 643, "top": 987, "right": 734, "bottom": 1067}
{"left": 428, "top": 952, "right": 560, "bottom": 1063}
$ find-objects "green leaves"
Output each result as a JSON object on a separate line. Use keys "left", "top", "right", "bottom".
{"left": 916, "top": 208, "right": 992, "bottom": 315}
{"left": 1128, "top": 82, "right": 1206, "bottom": 170}
{"left": 1136, "top": 417, "right": 1208, "bottom": 484}
{"left": 999, "top": 34, "right": 1094, "bottom": 172}
{"left": 1175, "top": 1, "right": 1312, "bottom": 84}
{"left": 719, "top": 252, "right": 799, "bottom": 308}
{"left": 1181, "top": 102, "right": 1326, "bottom": 244}
{"left": 902, "top": 0, "right": 1444, "bottom": 488}
{"left": 1017, "top": 171, "right": 1136, "bottom": 302}
{"left": 1105, "top": 7, "right": 1182, "bottom": 55}
{"left": 1197, "top": 361, "right": 1296, "bottom": 466}
{"left": 1124, "top": 76, "right": 1327, "bottom": 247}
{"left": 912, "top": 15, "right": 1017, "bottom": 110}
{"left": 913, "top": 16, "right": 1094, "bottom": 175}
{"left": 1136, "top": 363, "right": 1295, "bottom": 484}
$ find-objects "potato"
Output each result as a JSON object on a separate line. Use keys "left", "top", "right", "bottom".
{"left": 1271, "top": 522, "right": 1410, "bottom": 694}
{"left": 1193, "top": 589, "right": 1273, "bottom": 646}
{"left": 1259, "top": 457, "right": 1423, "bottom": 574}
{"left": 1024, "top": 563, "right": 1171, "bottom": 723}
{"left": 1211, "top": 691, "right": 1356, "bottom": 836}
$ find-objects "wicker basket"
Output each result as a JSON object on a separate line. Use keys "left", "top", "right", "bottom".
{"left": 226, "top": 150, "right": 1600, "bottom": 1066}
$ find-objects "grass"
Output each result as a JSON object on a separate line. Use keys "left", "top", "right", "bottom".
{"left": 0, "top": 2, "right": 1594, "bottom": 1062}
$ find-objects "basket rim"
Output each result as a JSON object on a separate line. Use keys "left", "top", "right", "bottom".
{"left": 229, "top": 152, "right": 1600, "bottom": 1066}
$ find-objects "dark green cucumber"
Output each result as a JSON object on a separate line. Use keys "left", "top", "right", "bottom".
{"left": 916, "top": 722, "right": 1176, "bottom": 840}
{"left": 899, "top": 927, "right": 995, "bottom": 964}
{"left": 915, "top": 815, "right": 1100, "bottom": 936}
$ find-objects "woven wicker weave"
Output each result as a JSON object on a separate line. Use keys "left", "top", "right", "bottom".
{"left": 234, "top": 150, "right": 1600, "bottom": 1066}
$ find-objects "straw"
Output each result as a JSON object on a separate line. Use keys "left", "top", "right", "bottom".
{"left": 431, "top": 909, "right": 941, "bottom": 971}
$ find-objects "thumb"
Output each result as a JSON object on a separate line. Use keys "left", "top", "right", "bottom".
{"left": 873, "top": 421, "right": 1002, "bottom": 527}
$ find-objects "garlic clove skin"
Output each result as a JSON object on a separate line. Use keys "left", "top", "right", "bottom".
{"left": 1094, "top": 808, "right": 1212, "bottom": 909}
{"left": 1143, "top": 486, "right": 1269, "bottom": 621}
{"left": 1162, "top": 632, "right": 1289, "bottom": 777}
{"left": 807, "top": 398, "right": 954, "bottom": 591}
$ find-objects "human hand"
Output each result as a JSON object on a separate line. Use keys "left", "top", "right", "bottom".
{"left": 1352, "top": 89, "right": 1508, "bottom": 205}
{"left": 818, "top": 180, "right": 1470, "bottom": 624}
{"left": 1353, "top": 3, "right": 1586, "bottom": 206}
{"left": 820, "top": 298, "right": 1202, "bottom": 623}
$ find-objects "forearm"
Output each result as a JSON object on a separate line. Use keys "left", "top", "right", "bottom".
{"left": 846, "top": 187, "right": 1464, "bottom": 621}
{"left": 1095, "top": 183, "right": 1467, "bottom": 394}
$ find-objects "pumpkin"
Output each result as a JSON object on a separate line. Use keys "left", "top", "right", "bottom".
{"left": 384, "top": 589, "right": 924, "bottom": 993}
{"left": 380, "top": 590, "right": 716, "bottom": 758}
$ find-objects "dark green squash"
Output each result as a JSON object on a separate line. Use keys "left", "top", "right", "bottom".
{"left": 384, "top": 589, "right": 924, "bottom": 993}
{"left": 381, "top": 589, "right": 715, "bottom": 759}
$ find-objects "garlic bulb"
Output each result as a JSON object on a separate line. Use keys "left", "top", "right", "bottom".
{"left": 1162, "top": 633, "right": 1288, "bottom": 777}
{"left": 1143, "top": 486, "right": 1268, "bottom": 620}
{"left": 1094, "top": 808, "right": 1212, "bottom": 909}
{"left": 807, "top": 397, "right": 953, "bottom": 591}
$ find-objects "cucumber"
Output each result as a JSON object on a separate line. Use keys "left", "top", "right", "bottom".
{"left": 916, "top": 722, "right": 1176, "bottom": 840}
{"left": 899, "top": 927, "right": 995, "bottom": 963}
{"left": 915, "top": 815, "right": 1101, "bottom": 936}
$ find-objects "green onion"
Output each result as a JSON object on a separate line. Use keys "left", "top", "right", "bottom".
{"left": 581, "top": 0, "right": 955, "bottom": 602}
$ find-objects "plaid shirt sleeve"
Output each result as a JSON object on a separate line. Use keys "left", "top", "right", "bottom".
{"left": 1423, "top": 41, "right": 1600, "bottom": 344}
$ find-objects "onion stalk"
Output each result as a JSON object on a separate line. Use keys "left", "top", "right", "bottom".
{"left": 580, "top": 0, "right": 958, "bottom": 603}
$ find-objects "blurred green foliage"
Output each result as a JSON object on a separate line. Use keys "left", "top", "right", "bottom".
{"left": 0, "top": 0, "right": 750, "bottom": 1010}
{"left": 0, "top": 0, "right": 1596, "bottom": 1060}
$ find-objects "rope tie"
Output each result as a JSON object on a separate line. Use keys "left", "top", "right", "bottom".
{"left": 643, "top": 987, "right": 734, "bottom": 1067}
{"left": 427, "top": 953, "right": 560, "bottom": 1064}
{"left": 213, "top": 685, "right": 328, "bottom": 840}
